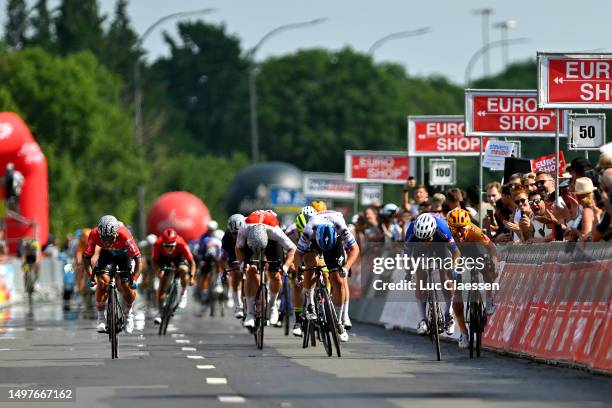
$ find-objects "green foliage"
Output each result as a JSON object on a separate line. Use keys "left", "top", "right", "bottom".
{"left": 55, "top": 0, "right": 105, "bottom": 57}
{"left": 29, "top": 0, "right": 55, "bottom": 52}
{"left": 0, "top": 47, "right": 144, "bottom": 237}
{"left": 4, "top": 0, "right": 28, "bottom": 49}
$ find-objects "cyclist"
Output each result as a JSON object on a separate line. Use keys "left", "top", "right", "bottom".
{"left": 285, "top": 206, "right": 317, "bottom": 336}
{"left": 196, "top": 220, "right": 223, "bottom": 307}
{"left": 84, "top": 215, "right": 142, "bottom": 334}
{"left": 294, "top": 210, "right": 360, "bottom": 342}
{"left": 152, "top": 228, "right": 196, "bottom": 324}
{"left": 19, "top": 238, "right": 41, "bottom": 293}
{"left": 221, "top": 214, "right": 246, "bottom": 319}
{"left": 235, "top": 210, "right": 296, "bottom": 328}
{"left": 405, "top": 213, "right": 461, "bottom": 340}
{"left": 447, "top": 208, "right": 499, "bottom": 348}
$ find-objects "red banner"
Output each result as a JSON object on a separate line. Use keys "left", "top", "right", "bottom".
{"left": 408, "top": 116, "right": 486, "bottom": 157}
{"left": 345, "top": 151, "right": 409, "bottom": 184}
{"left": 549, "top": 58, "right": 612, "bottom": 104}
{"left": 531, "top": 151, "right": 566, "bottom": 176}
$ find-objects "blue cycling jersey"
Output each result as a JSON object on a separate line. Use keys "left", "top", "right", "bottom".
{"left": 405, "top": 216, "right": 458, "bottom": 252}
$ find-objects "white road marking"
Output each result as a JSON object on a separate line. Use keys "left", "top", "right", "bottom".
{"left": 171, "top": 333, "right": 185, "bottom": 338}
{"left": 218, "top": 395, "right": 245, "bottom": 403}
{"left": 206, "top": 377, "right": 228, "bottom": 385}
{"left": 187, "top": 355, "right": 204, "bottom": 359}
{"left": 175, "top": 339, "right": 190, "bottom": 344}
{"left": 137, "top": 344, "right": 145, "bottom": 348}
{"left": 181, "top": 347, "right": 196, "bottom": 351}
{"left": 196, "top": 365, "right": 215, "bottom": 370}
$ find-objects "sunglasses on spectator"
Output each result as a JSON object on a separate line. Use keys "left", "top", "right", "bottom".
{"left": 529, "top": 198, "right": 541, "bottom": 205}
{"left": 535, "top": 179, "right": 552, "bottom": 186}
{"left": 514, "top": 198, "right": 528, "bottom": 205}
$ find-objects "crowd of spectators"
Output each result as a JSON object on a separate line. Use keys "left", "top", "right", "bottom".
{"left": 349, "top": 144, "right": 612, "bottom": 246}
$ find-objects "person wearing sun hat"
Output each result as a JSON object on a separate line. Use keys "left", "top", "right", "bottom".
{"left": 569, "top": 177, "right": 602, "bottom": 241}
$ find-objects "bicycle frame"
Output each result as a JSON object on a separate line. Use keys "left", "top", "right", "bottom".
{"left": 159, "top": 266, "right": 180, "bottom": 336}
{"left": 106, "top": 270, "right": 124, "bottom": 359}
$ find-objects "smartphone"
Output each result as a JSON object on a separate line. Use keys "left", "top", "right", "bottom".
{"left": 487, "top": 209, "right": 494, "bottom": 218}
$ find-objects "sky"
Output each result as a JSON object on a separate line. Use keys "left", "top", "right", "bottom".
{"left": 1, "top": 0, "right": 610, "bottom": 84}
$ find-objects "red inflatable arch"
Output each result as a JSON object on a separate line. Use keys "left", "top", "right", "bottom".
{"left": 146, "top": 191, "right": 211, "bottom": 242}
{"left": 0, "top": 112, "right": 49, "bottom": 253}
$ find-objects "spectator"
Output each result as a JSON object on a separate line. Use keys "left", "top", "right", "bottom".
{"left": 0, "top": 240, "right": 7, "bottom": 263}
{"left": 522, "top": 172, "right": 537, "bottom": 193}
{"left": 486, "top": 182, "right": 502, "bottom": 206}
{"left": 396, "top": 210, "right": 412, "bottom": 241}
{"left": 568, "top": 177, "right": 602, "bottom": 241}
{"left": 363, "top": 205, "right": 384, "bottom": 243}
{"left": 528, "top": 190, "right": 555, "bottom": 241}
{"left": 593, "top": 168, "right": 612, "bottom": 241}
{"left": 511, "top": 187, "right": 534, "bottom": 242}
{"left": 430, "top": 193, "right": 446, "bottom": 215}
{"left": 508, "top": 173, "right": 523, "bottom": 188}
{"left": 403, "top": 183, "right": 429, "bottom": 216}
{"left": 1, "top": 163, "right": 24, "bottom": 212}
{"left": 380, "top": 203, "right": 402, "bottom": 242}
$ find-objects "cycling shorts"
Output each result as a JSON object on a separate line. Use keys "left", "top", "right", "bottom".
{"left": 93, "top": 249, "right": 134, "bottom": 283}
{"left": 245, "top": 241, "right": 283, "bottom": 271}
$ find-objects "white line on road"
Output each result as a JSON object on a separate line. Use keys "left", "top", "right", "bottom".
{"left": 137, "top": 344, "right": 145, "bottom": 348}
{"left": 218, "top": 395, "right": 245, "bottom": 403}
{"left": 196, "top": 365, "right": 215, "bottom": 370}
{"left": 171, "top": 333, "right": 185, "bottom": 338}
{"left": 175, "top": 339, "right": 190, "bottom": 344}
{"left": 0, "top": 348, "right": 14, "bottom": 351}
{"left": 206, "top": 378, "right": 228, "bottom": 385}
{"left": 182, "top": 347, "right": 196, "bottom": 351}
{"left": 186, "top": 355, "right": 204, "bottom": 360}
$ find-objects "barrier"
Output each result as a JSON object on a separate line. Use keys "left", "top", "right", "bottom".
{"left": 0, "top": 257, "right": 64, "bottom": 308}
{"left": 349, "top": 242, "right": 611, "bottom": 373}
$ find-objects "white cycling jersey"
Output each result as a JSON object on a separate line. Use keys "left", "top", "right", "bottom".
{"left": 236, "top": 223, "right": 296, "bottom": 252}
{"left": 284, "top": 222, "right": 300, "bottom": 245}
{"left": 297, "top": 210, "right": 357, "bottom": 253}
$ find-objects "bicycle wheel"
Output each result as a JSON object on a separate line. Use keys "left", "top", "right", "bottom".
{"left": 315, "top": 292, "right": 332, "bottom": 356}
{"left": 160, "top": 281, "right": 177, "bottom": 335}
{"left": 255, "top": 284, "right": 266, "bottom": 350}
{"left": 283, "top": 279, "right": 291, "bottom": 336}
{"left": 323, "top": 289, "right": 342, "bottom": 358}
{"left": 108, "top": 288, "right": 118, "bottom": 359}
{"left": 428, "top": 298, "right": 442, "bottom": 361}
{"left": 302, "top": 318, "right": 310, "bottom": 348}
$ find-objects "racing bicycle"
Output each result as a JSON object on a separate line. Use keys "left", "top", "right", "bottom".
{"left": 158, "top": 265, "right": 180, "bottom": 336}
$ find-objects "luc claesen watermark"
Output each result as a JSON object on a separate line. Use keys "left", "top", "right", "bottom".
{"left": 371, "top": 254, "right": 500, "bottom": 292}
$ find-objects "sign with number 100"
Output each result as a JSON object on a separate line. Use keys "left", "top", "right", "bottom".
{"left": 429, "top": 159, "right": 456, "bottom": 186}
{"left": 569, "top": 113, "right": 606, "bottom": 150}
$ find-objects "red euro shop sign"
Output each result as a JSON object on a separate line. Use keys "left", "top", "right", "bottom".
{"left": 345, "top": 151, "right": 409, "bottom": 184}
{"left": 538, "top": 53, "right": 612, "bottom": 108}
{"left": 408, "top": 116, "right": 484, "bottom": 157}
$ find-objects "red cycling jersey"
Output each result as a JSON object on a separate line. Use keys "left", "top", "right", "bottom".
{"left": 84, "top": 225, "right": 140, "bottom": 258}
{"left": 245, "top": 210, "right": 279, "bottom": 227}
{"left": 152, "top": 235, "right": 194, "bottom": 264}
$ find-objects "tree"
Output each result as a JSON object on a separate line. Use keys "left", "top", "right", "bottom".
{"left": 55, "top": 0, "right": 105, "bottom": 56}
{"left": 103, "top": 0, "right": 142, "bottom": 99}
{"left": 4, "top": 0, "right": 28, "bottom": 49}
{"left": 150, "top": 21, "right": 250, "bottom": 155}
{"left": 29, "top": 0, "right": 55, "bottom": 51}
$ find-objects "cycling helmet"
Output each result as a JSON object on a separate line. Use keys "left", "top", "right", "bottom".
{"left": 82, "top": 228, "right": 91, "bottom": 238}
{"left": 300, "top": 206, "right": 317, "bottom": 216}
{"left": 208, "top": 220, "right": 219, "bottom": 232}
{"left": 213, "top": 229, "right": 224, "bottom": 241}
{"left": 227, "top": 214, "right": 245, "bottom": 235}
{"left": 447, "top": 208, "right": 471, "bottom": 228}
{"left": 413, "top": 213, "right": 437, "bottom": 240}
{"left": 381, "top": 203, "right": 399, "bottom": 217}
{"left": 161, "top": 228, "right": 177, "bottom": 244}
{"left": 146, "top": 234, "right": 157, "bottom": 246}
{"left": 295, "top": 213, "right": 311, "bottom": 234}
{"left": 315, "top": 223, "right": 336, "bottom": 251}
{"left": 247, "top": 224, "right": 268, "bottom": 251}
{"left": 98, "top": 215, "right": 119, "bottom": 242}
{"left": 311, "top": 200, "right": 327, "bottom": 212}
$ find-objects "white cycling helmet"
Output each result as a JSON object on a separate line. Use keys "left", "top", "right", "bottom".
{"left": 98, "top": 215, "right": 119, "bottom": 241}
{"left": 208, "top": 220, "right": 219, "bottom": 232}
{"left": 414, "top": 213, "right": 437, "bottom": 240}
{"left": 247, "top": 224, "right": 268, "bottom": 251}
{"left": 213, "top": 229, "right": 224, "bottom": 241}
{"left": 146, "top": 234, "right": 157, "bottom": 246}
{"left": 381, "top": 203, "right": 399, "bottom": 217}
{"left": 300, "top": 206, "right": 317, "bottom": 216}
{"left": 227, "top": 214, "right": 245, "bottom": 235}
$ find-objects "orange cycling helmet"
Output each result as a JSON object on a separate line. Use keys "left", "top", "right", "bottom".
{"left": 311, "top": 200, "right": 327, "bottom": 212}
{"left": 447, "top": 208, "right": 471, "bottom": 228}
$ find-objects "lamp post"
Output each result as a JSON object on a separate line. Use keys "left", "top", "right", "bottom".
{"left": 367, "top": 27, "right": 430, "bottom": 54}
{"left": 464, "top": 37, "right": 530, "bottom": 87}
{"left": 493, "top": 20, "right": 517, "bottom": 69}
{"left": 133, "top": 8, "right": 216, "bottom": 238}
{"left": 248, "top": 18, "right": 327, "bottom": 162}
{"left": 472, "top": 8, "right": 494, "bottom": 77}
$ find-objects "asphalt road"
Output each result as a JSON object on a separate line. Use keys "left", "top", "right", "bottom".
{"left": 0, "top": 298, "right": 610, "bottom": 408}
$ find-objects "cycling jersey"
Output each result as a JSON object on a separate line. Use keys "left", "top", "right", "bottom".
{"left": 85, "top": 225, "right": 140, "bottom": 258}
{"left": 221, "top": 228, "right": 237, "bottom": 263}
{"left": 197, "top": 234, "right": 223, "bottom": 260}
{"left": 284, "top": 222, "right": 300, "bottom": 245}
{"left": 452, "top": 223, "right": 491, "bottom": 244}
{"left": 405, "top": 217, "right": 458, "bottom": 252}
{"left": 152, "top": 235, "right": 194, "bottom": 264}
{"left": 297, "top": 211, "right": 357, "bottom": 253}
{"left": 235, "top": 219, "right": 295, "bottom": 252}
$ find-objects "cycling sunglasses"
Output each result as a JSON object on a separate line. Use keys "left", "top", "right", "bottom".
{"left": 101, "top": 234, "right": 117, "bottom": 243}
{"left": 162, "top": 243, "right": 176, "bottom": 248}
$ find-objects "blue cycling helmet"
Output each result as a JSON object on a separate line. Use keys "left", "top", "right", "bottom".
{"left": 315, "top": 223, "right": 336, "bottom": 251}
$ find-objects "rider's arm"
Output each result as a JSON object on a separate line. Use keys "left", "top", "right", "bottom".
{"left": 344, "top": 243, "right": 360, "bottom": 270}
{"left": 83, "top": 255, "right": 93, "bottom": 280}
{"left": 133, "top": 255, "right": 143, "bottom": 277}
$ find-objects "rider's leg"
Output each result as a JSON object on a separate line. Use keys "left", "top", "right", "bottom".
{"left": 454, "top": 300, "right": 467, "bottom": 334}
{"left": 178, "top": 264, "right": 189, "bottom": 293}
{"left": 244, "top": 264, "right": 259, "bottom": 316}
{"left": 342, "top": 274, "right": 350, "bottom": 322}
{"left": 330, "top": 272, "right": 347, "bottom": 318}
{"left": 439, "top": 269, "right": 453, "bottom": 317}
{"left": 415, "top": 269, "right": 427, "bottom": 321}
{"left": 157, "top": 273, "right": 168, "bottom": 311}
{"left": 230, "top": 269, "right": 243, "bottom": 309}
{"left": 301, "top": 252, "right": 318, "bottom": 310}
{"left": 267, "top": 270, "right": 281, "bottom": 307}
{"left": 95, "top": 273, "right": 110, "bottom": 321}
{"left": 118, "top": 279, "right": 136, "bottom": 315}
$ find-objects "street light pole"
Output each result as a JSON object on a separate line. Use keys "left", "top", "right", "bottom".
{"left": 248, "top": 18, "right": 327, "bottom": 162}
{"left": 464, "top": 37, "right": 530, "bottom": 86}
{"left": 493, "top": 20, "right": 517, "bottom": 69}
{"left": 133, "top": 8, "right": 216, "bottom": 239}
{"left": 472, "top": 8, "right": 494, "bottom": 77}
{"left": 367, "top": 27, "right": 431, "bottom": 54}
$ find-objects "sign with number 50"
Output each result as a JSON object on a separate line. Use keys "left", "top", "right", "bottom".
{"left": 568, "top": 113, "right": 606, "bottom": 150}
